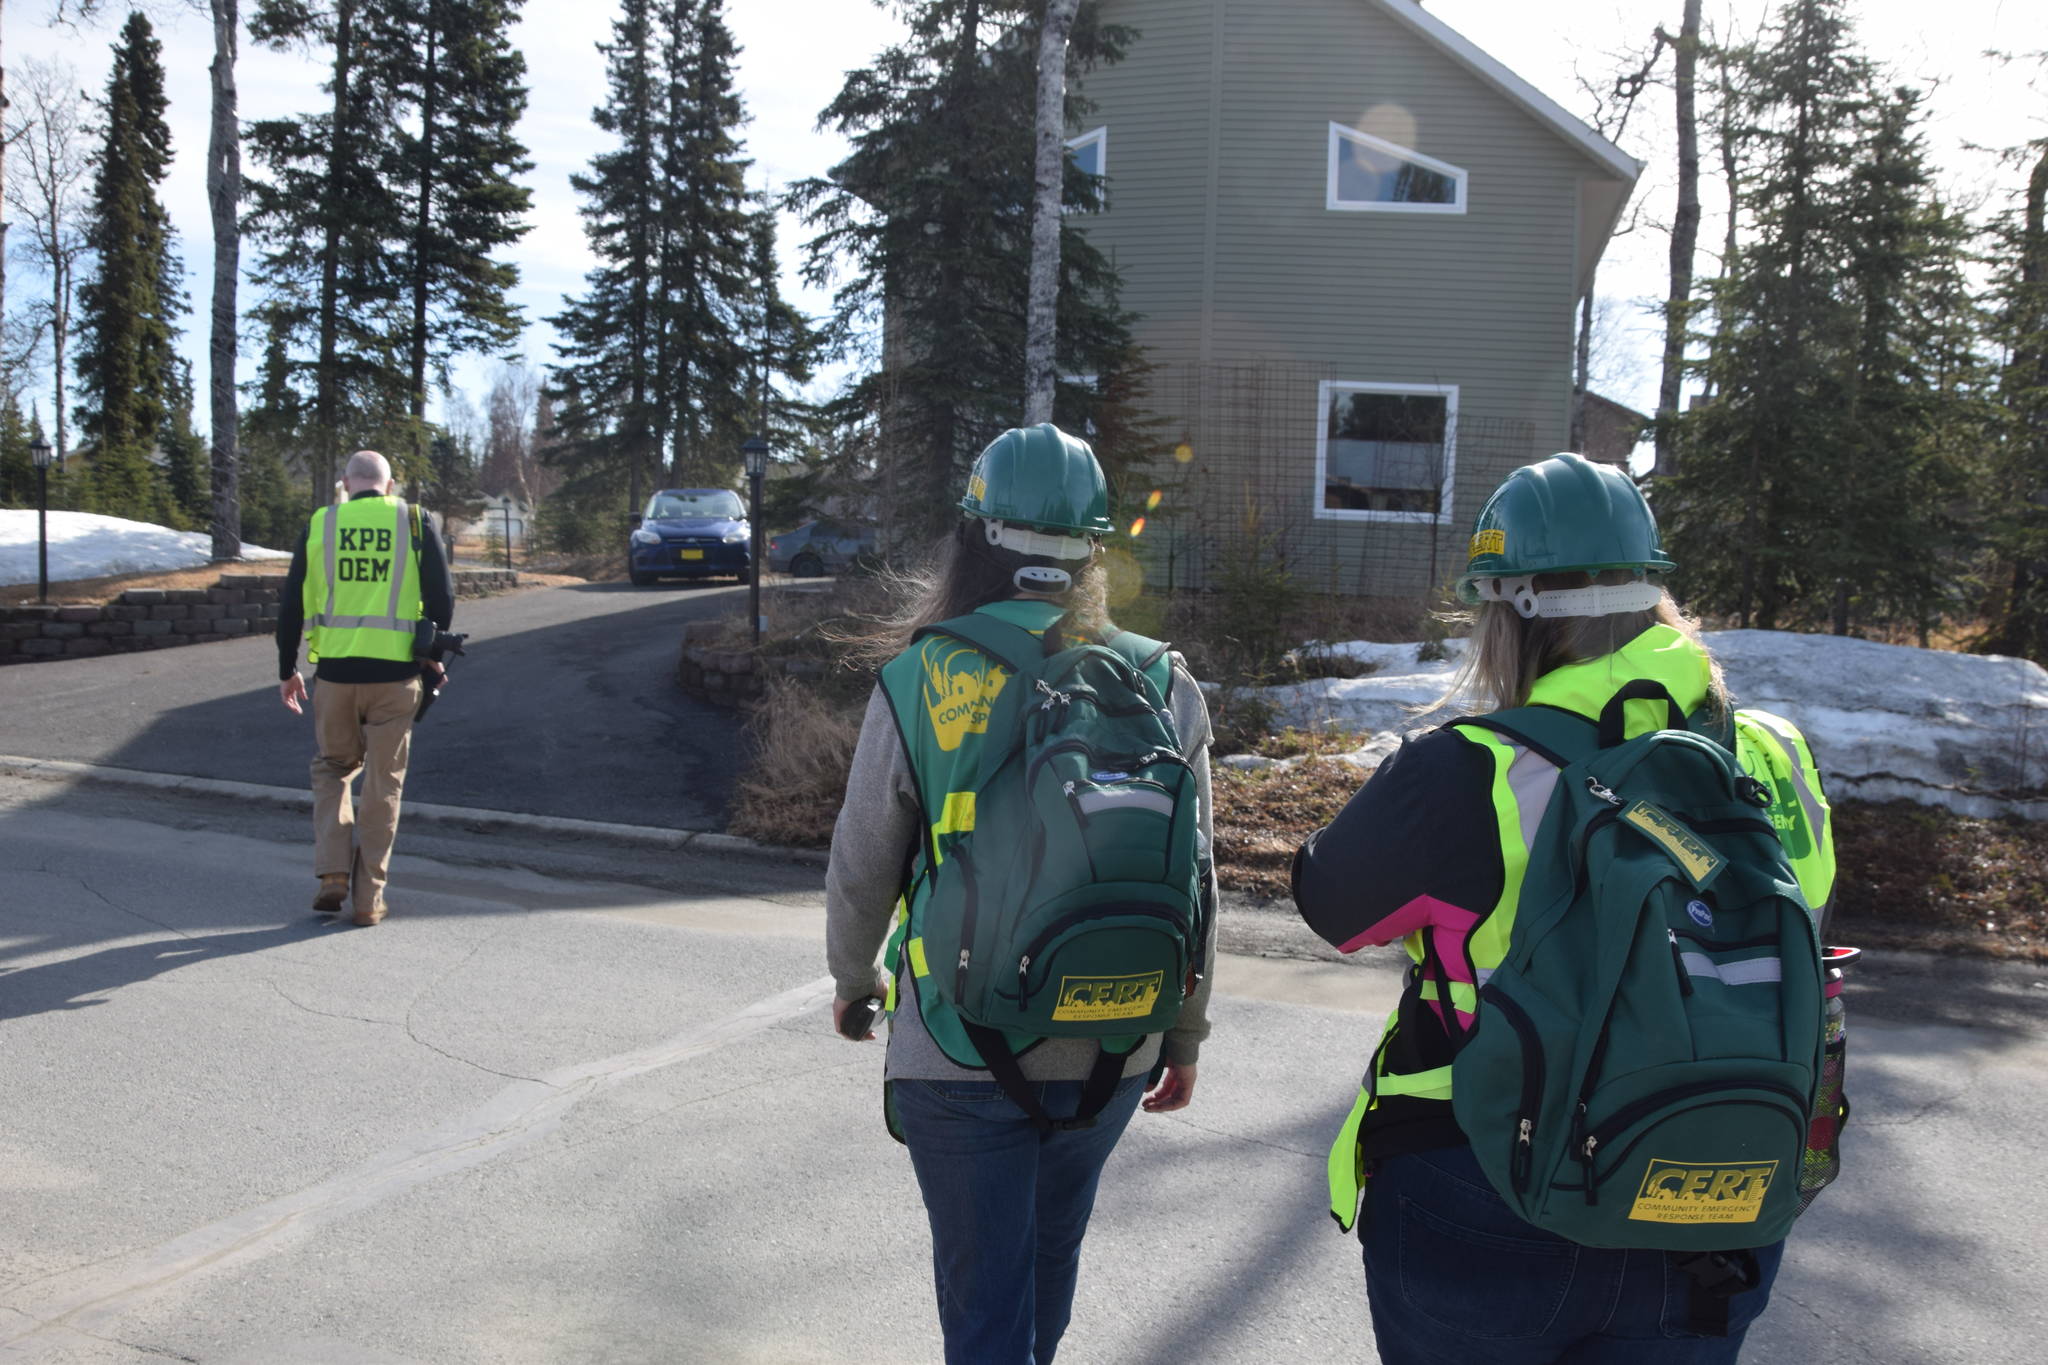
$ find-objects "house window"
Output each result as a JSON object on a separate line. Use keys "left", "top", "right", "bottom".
{"left": 1315, "top": 381, "right": 1457, "bottom": 522}
{"left": 1065, "top": 126, "right": 1107, "bottom": 213}
{"left": 1066, "top": 126, "right": 1107, "bottom": 180}
{"left": 1326, "top": 123, "right": 1467, "bottom": 213}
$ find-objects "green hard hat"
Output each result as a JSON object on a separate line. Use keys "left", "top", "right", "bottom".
{"left": 1456, "top": 452, "right": 1674, "bottom": 603}
{"left": 959, "top": 424, "right": 1114, "bottom": 536}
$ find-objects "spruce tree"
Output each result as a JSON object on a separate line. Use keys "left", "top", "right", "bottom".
{"left": 161, "top": 357, "right": 211, "bottom": 527}
{"left": 0, "top": 399, "right": 30, "bottom": 507}
{"left": 1664, "top": 0, "right": 1874, "bottom": 629}
{"left": 247, "top": 0, "right": 413, "bottom": 497}
{"left": 549, "top": 0, "right": 808, "bottom": 509}
{"left": 653, "top": 0, "right": 761, "bottom": 484}
{"left": 74, "top": 11, "right": 184, "bottom": 522}
{"left": 791, "top": 0, "right": 1148, "bottom": 546}
{"left": 1978, "top": 140, "right": 2048, "bottom": 661}
{"left": 547, "top": 0, "right": 663, "bottom": 514}
{"left": 1668, "top": 4, "right": 1984, "bottom": 636}
{"left": 388, "top": 0, "right": 533, "bottom": 443}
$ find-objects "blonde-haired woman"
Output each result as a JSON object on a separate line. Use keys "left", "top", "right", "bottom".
{"left": 1293, "top": 452, "right": 1840, "bottom": 1363}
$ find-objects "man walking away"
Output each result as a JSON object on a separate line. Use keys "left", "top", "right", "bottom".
{"left": 276, "top": 450, "right": 455, "bottom": 926}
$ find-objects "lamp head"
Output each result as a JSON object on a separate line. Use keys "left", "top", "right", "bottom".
{"left": 741, "top": 436, "right": 770, "bottom": 479}
{"left": 29, "top": 437, "right": 53, "bottom": 470}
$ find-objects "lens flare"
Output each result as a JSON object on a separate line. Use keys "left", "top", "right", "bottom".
{"left": 1173, "top": 442, "right": 1194, "bottom": 464}
{"left": 1144, "top": 489, "right": 1163, "bottom": 511}
{"left": 1129, "top": 516, "right": 1147, "bottom": 538}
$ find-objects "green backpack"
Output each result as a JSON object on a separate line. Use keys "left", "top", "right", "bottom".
{"left": 1449, "top": 683, "right": 1827, "bottom": 1254}
{"left": 898, "top": 611, "right": 1209, "bottom": 1131}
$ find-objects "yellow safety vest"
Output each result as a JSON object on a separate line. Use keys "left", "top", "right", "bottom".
{"left": 303, "top": 496, "right": 424, "bottom": 665}
{"left": 1325, "top": 626, "right": 1837, "bottom": 1228}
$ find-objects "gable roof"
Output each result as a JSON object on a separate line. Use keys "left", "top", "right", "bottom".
{"left": 1373, "top": 0, "right": 1641, "bottom": 183}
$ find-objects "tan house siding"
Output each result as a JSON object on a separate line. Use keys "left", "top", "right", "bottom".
{"left": 1078, "top": 0, "right": 1634, "bottom": 596}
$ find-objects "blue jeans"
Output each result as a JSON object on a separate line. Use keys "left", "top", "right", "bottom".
{"left": 889, "top": 1073, "right": 1147, "bottom": 1365}
{"left": 1361, "top": 1145, "right": 1785, "bottom": 1364}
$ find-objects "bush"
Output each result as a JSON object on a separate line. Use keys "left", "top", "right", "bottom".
{"left": 727, "top": 677, "right": 866, "bottom": 848}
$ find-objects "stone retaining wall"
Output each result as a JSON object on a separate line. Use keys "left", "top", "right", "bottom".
{"left": 0, "top": 569, "right": 520, "bottom": 665}
{"left": 675, "top": 618, "right": 827, "bottom": 706}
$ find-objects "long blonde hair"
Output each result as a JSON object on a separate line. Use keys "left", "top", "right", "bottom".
{"left": 1441, "top": 571, "right": 1727, "bottom": 716}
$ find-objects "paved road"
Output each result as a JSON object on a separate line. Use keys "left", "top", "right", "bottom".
{"left": 0, "top": 580, "right": 751, "bottom": 830}
{"left": 2, "top": 774, "right": 2045, "bottom": 1365}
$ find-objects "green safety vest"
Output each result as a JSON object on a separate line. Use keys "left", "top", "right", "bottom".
{"left": 303, "top": 496, "right": 424, "bottom": 665}
{"left": 876, "top": 598, "right": 1174, "bottom": 1059}
{"left": 1325, "top": 625, "right": 1837, "bottom": 1225}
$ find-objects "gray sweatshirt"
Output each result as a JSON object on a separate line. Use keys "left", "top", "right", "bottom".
{"left": 825, "top": 659, "right": 1216, "bottom": 1082}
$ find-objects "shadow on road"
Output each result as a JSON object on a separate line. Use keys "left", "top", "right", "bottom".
{"left": 0, "top": 921, "right": 340, "bottom": 1023}
{"left": 1, "top": 581, "right": 759, "bottom": 828}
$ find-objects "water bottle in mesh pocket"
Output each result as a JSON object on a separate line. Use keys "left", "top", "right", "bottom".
{"left": 1798, "top": 956, "right": 1854, "bottom": 1212}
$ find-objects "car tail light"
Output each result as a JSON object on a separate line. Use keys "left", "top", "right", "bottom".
{"left": 769, "top": 539, "right": 779, "bottom": 552}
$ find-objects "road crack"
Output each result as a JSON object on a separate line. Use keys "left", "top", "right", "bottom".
{"left": 261, "top": 979, "right": 399, "bottom": 1030}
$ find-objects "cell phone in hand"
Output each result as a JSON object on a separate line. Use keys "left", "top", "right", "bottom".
{"left": 837, "top": 995, "right": 884, "bottom": 1041}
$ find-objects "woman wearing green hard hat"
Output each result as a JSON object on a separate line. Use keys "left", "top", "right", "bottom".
{"left": 824, "top": 423, "right": 1216, "bottom": 1363}
{"left": 1291, "top": 452, "right": 1847, "bottom": 1363}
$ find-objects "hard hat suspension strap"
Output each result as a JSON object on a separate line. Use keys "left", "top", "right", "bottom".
{"left": 1476, "top": 575, "right": 1664, "bottom": 620}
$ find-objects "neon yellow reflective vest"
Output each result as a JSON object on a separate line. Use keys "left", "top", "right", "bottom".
{"left": 1325, "top": 625, "right": 1837, "bottom": 1228}
{"left": 303, "top": 496, "right": 424, "bottom": 665}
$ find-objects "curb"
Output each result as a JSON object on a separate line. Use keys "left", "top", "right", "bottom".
{"left": 0, "top": 754, "right": 830, "bottom": 867}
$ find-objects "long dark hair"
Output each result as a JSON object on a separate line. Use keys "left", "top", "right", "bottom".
{"left": 838, "top": 522, "right": 1112, "bottom": 671}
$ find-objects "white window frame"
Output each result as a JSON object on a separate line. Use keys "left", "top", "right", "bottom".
{"left": 1066, "top": 126, "right": 1108, "bottom": 179}
{"left": 1325, "top": 123, "right": 1468, "bottom": 214}
{"left": 1314, "top": 380, "right": 1458, "bottom": 525}
{"left": 1065, "top": 127, "right": 1107, "bottom": 215}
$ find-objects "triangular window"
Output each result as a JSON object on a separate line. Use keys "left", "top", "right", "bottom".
{"left": 1326, "top": 124, "right": 1467, "bottom": 213}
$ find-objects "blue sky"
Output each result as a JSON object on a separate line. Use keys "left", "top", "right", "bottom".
{"left": 6, "top": 0, "right": 2040, "bottom": 443}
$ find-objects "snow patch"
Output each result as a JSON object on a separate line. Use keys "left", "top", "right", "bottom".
{"left": 0, "top": 509, "right": 287, "bottom": 587}
{"left": 1255, "top": 629, "right": 2048, "bottom": 820}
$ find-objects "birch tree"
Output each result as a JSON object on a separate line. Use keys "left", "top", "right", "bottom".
{"left": 4, "top": 58, "right": 91, "bottom": 465}
{"left": 205, "top": 1, "right": 240, "bottom": 556}
{"left": 1023, "top": 0, "right": 1080, "bottom": 425}
{"left": 1653, "top": 0, "right": 1703, "bottom": 474}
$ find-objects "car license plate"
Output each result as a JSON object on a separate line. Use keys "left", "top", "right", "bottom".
{"left": 680, "top": 549, "right": 704, "bottom": 560}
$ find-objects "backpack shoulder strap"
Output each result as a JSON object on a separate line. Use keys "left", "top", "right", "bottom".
{"left": 915, "top": 610, "right": 1050, "bottom": 678}
{"left": 1103, "top": 629, "right": 1174, "bottom": 701}
{"left": 1446, "top": 705, "right": 1595, "bottom": 770}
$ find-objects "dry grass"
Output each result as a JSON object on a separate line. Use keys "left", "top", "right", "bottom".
{"left": 0, "top": 562, "right": 266, "bottom": 607}
{"left": 1211, "top": 757, "right": 1365, "bottom": 899}
{"left": 1210, "top": 758, "right": 2048, "bottom": 960}
{"left": 1831, "top": 801, "right": 2048, "bottom": 960}
{"left": 726, "top": 676, "right": 866, "bottom": 848}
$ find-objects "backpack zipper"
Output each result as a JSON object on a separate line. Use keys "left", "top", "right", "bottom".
{"left": 1012, "top": 904, "right": 1191, "bottom": 1007}
{"left": 1482, "top": 988, "right": 1545, "bottom": 1194}
{"left": 1668, "top": 929, "right": 1695, "bottom": 997}
{"left": 1567, "top": 1097, "right": 1808, "bottom": 1199}
{"left": 952, "top": 846, "right": 979, "bottom": 1002}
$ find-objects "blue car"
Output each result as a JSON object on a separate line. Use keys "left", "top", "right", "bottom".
{"left": 628, "top": 488, "right": 752, "bottom": 586}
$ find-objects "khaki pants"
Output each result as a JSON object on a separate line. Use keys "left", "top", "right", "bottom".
{"left": 311, "top": 677, "right": 421, "bottom": 914}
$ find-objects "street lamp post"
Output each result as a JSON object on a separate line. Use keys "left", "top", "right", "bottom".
{"left": 29, "top": 437, "right": 54, "bottom": 604}
{"left": 742, "top": 436, "right": 770, "bottom": 646}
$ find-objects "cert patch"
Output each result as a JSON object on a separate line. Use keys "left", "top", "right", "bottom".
{"left": 1053, "top": 971, "right": 1164, "bottom": 1022}
{"left": 1621, "top": 800, "right": 1726, "bottom": 889}
{"left": 1629, "top": 1158, "right": 1777, "bottom": 1225}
